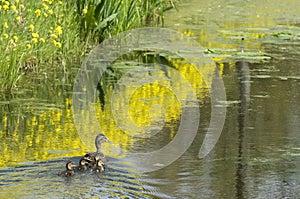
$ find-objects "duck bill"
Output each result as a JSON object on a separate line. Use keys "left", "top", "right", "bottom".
{"left": 106, "top": 138, "right": 112, "bottom": 143}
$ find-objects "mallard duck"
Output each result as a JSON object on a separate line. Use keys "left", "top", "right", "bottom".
{"left": 83, "top": 134, "right": 110, "bottom": 164}
{"left": 75, "top": 158, "right": 89, "bottom": 172}
{"left": 58, "top": 161, "right": 76, "bottom": 177}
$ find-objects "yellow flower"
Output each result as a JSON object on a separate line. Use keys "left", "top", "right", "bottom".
{"left": 35, "top": 9, "right": 41, "bottom": 17}
{"left": 43, "top": 13, "right": 48, "bottom": 17}
{"left": 29, "top": 24, "right": 35, "bottom": 32}
{"left": 55, "top": 26, "right": 62, "bottom": 35}
{"left": 16, "top": 0, "right": 19, "bottom": 3}
{"left": 58, "top": 1, "right": 62, "bottom": 5}
{"left": 48, "top": 9, "right": 53, "bottom": 15}
{"left": 3, "top": 33, "right": 9, "bottom": 39}
{"left": 4, "top": 1, "right": 9, "bottom": 6}
{"left": 4, "top": 22, "right": 8, "bottom": 29}
{"left": 39, "top": 38, "right": 46, "bottom": 43}
{"left": 32, "top": 32, "right": 39, "bottom": 38}
{"left": 11, "top": 5, "right": 18, "bottom": 13}
{"left": 53, "top": 40, "right": 62, "bottom": 48}
{"left": 82, "top": 7, "right": 88, "bottom": 15}
{"left": 16, "top": 16, "right": 21, "bottom": 22}
{"left": 42, "top": 3, "right": 48, "bottom": 10}
{"left": 50, "top": 33, "right": 58, "bottom": 39}
{"left": 3, "top": 4, "right": 9, "bottom": 11}
{"left": 20, "top": 4, "right": 24, "bottom": 9}
{"left": 32, "top": 38, "right": 38, "bottom": 43}
{"left": 13, "top": 35, "right": 18, "bottom": 42}
{"left": 26, "top": 44, "right": 31, "bottom": 49}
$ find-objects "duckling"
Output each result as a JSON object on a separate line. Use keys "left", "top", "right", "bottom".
{"left": 83, "top": 134, "right": 110, "bottom": 164}
{"left": 93, "top": 159, "right": 105, "bottom": 173}
{"left": 75, "top": 158, "right": 89, "bottom": 172}
{"left": 58, "top": 161, "right": 76, "bottom": 177}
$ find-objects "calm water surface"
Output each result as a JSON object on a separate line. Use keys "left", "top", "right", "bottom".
{"left": 1, "top": 0, "right": 300, "bottom": 198}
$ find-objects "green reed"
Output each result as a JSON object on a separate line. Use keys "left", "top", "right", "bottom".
{"left": 76, "top": 0, "right": 176, "bottom": 42}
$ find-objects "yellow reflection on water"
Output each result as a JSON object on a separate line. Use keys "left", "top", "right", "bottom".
{"left": 0, "top": 53, "right": 217, "bottom": 169}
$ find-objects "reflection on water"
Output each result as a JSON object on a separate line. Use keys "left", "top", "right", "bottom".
{"left": 1, "top": 0, "right": 300, "bottom": 198}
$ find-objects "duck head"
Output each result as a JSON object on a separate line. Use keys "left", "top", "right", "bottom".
{"left": 66, "top": 161, "right": 76, "bottom": 170}
{"left": 83, "top": 153, "right": 96, "bottom": 162}
{"left": 79, "top": 158, "right": 89, "bottom": 166}
{"left": 95, "top": 134, "right": 111, "bottom": 151}
{"left": 97, "top": 160, "right": 105, "bottom": 167}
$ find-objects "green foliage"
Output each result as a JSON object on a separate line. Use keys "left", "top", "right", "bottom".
{"left": 76, "top": 0, "right": 176, "bottom": 42}
{"left": 0, "top": 0, "right": 176, "bottom": 92}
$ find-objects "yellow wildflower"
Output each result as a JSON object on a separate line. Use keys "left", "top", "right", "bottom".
{"left": 39, "top": 38, "right": 45, "bottom": 43}
{"left": 29, "top": 24, "right": 35, "bottom": 31}
{"left": 48, "top": 9, "right": 53, "bottom": 15}
{"left": 16, "top": 16, "right": 21, "bottom": 22}
{"left": 32, "top": 32, "right": 39, "bottom": 38}
{"left": 11, "top": 5, "right": 18, "bottom": 13}
{"left": 32, "top": 38, "right": 38, "bottom": 43}
{"left": 4, "top": 22, "right": 8, "bottom": 29}
{"left": 55, "top": 26, "right": 62, "bottom": 35}
{"left": 3, "top": 4, "right": 9, "bottom": 11}
{"left": 35, "top": 9, "right": 41, "bottom": 17}
{"left": 16, "top": 0, "right": 19, "bottom": 3}
{"left": 3, "top": 33, "right": 9, "bottom": 39}
{"left": 4, "top": 1, "right": 9, "bottom": 6}
{"left": 42, "top": 3, "right": 48, "bottom": 10}
{"left": 58, "top": 1, "right": 62, "bottom": 5}
{"left": 82, "top": 7, "right": 88, "bottom": 15}
{"left": 53, "top": 40, "right": 62, "bottom": 48}
{"left": 50, "top": 33, "right": 58, "bottom": 39}
{"left": 20, "top": 4, "right": 24, "bottom": 9}
{"left": 43, "top": 13, "right": 48, "bottom": 17}
{"left": 13, "top": 35, "right": 18, "bottom": 42}
{"left": 26, "top": 44, "right": 31, "bottom": 49}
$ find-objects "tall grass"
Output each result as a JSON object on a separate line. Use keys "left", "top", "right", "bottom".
{"left": 0, "top": 0, "right": 176, "bottom": 92}
{"left": 76, "top": 0, "right": 176, "bottom": 43}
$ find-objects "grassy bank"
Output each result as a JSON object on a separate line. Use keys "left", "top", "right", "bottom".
{"left": 0, "top": 0, "right": 176, "bottom": 91}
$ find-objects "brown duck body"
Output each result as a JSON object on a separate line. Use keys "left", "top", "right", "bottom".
{"left": 83, "top": 134, "right": 110, "bottom": 167}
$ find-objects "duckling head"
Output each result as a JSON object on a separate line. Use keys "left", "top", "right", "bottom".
{"left": 84, "top": 153, "right": 96, "bottom": 162}
{"left": 79, "top": 158, "right": 89, "bottom": 166}
{"left": 97, "top": 160, "right": 105, "bottom": 167}
{"left": 66, "top": 161, "right": 76, "bottom": 170}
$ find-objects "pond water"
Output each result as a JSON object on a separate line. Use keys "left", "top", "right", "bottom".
{"left": 1, "top": 0, "right": 300, "bottom": 198}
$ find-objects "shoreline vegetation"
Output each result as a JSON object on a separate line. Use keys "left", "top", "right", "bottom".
{"left": 0, "top": 0, "right": 176, "bottom": 92}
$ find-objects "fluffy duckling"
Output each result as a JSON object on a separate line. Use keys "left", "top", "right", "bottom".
{"left": 93, "top": 159, "right": 105, "bottom": 173}
{"left": 58, "top": 161, "right": 76, "bottom": 177}
{"left": 75, "top": 158, "right": 89, "bottom": 172}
